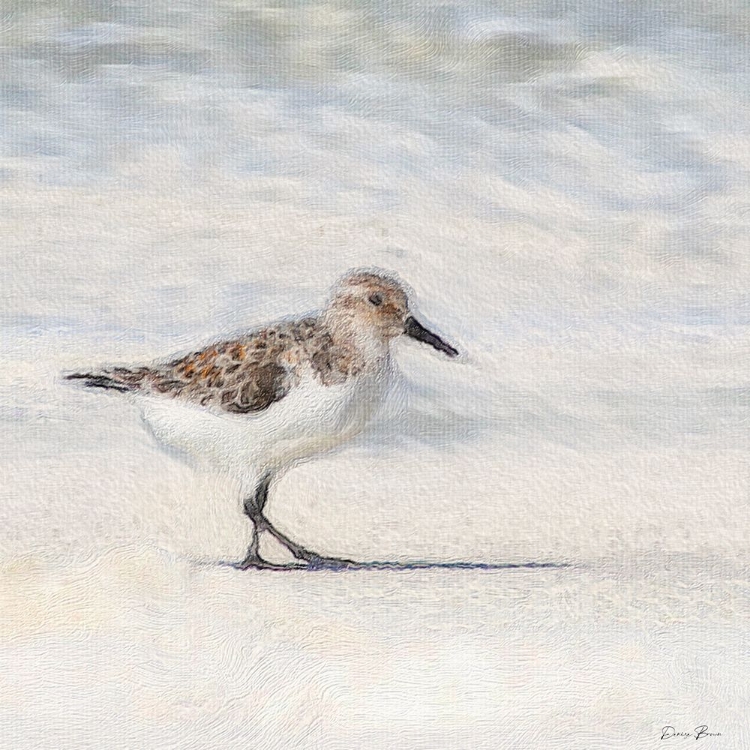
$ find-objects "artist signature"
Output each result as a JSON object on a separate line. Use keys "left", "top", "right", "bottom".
{"left": 661, "top": 726, "right": 722, "bottom": 740}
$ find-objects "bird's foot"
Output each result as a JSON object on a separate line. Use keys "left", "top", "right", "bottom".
{"left": 232, "top": 552, "right": 304, "bottom": 571}
{"left": 297, "top": 552, "right": 359, "bottom": 570}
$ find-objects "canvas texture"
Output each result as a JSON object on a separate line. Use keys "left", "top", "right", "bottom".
{"left": 0, "top": 1, "right": 748, "bottom": 747}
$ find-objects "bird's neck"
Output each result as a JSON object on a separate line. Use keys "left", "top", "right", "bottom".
{"left": 320, "top": 311, "right": 390, "bottom": 366}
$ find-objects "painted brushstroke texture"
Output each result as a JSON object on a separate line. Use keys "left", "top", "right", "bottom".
{"left": 0, "top": 1, "right": 749, "bottom": 747}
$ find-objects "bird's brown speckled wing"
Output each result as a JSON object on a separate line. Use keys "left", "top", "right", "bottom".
{"left": 68, "top": 317, "right": 321, "bottom": 415}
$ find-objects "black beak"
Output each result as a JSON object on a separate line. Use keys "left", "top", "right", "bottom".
{"left": 404, "top": 316, "right": 459, "bottom": 358}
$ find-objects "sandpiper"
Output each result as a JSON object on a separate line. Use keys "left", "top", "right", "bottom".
{"left": 66, "top": 270, "right": 459, "bottom": 569}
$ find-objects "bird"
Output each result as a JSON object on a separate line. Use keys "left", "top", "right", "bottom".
{"left": 65, "top": 270, "right": 459, "bottom": 569}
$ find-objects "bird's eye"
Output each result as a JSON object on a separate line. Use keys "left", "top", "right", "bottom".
{"left": 368, "top": 293, "right": 383, "bottom": 307}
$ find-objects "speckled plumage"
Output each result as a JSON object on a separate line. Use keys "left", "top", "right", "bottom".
{"left": 66, "top": 271, "right": 413, "bottom": 414}
{"left": 86, "top": 315, "right": 368, "bottom": 414}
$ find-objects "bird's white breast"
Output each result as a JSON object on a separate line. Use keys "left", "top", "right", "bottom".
{"left": 138, "top": 359, "right": 393, "bottom": 489}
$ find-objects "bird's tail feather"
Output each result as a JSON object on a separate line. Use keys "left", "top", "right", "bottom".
{"left": 64, "top": 370, "right": 142, "bottom": 393}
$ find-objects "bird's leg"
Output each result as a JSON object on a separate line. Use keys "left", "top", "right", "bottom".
{"left": 237, "top": 473, "right": 356, "bottom": 569}
{"left": 256, "top": 475, "right": 357, "bottom": 568}
{"left": 235, "top": 474, "right": 283, "bottom": 570}
{"left": 258, "top": 514, "right": 358, "bottom": 568}
{"left": 260, "top": 523, "right": 355, "bottom": 567}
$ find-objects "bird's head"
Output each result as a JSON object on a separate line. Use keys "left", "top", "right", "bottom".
{"left": 324, "top": 270, "right": 459, "bottom": 357}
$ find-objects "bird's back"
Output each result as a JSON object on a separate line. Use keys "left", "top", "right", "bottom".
{"left": 67, "top": 317, "right": 324, "bottom": 412}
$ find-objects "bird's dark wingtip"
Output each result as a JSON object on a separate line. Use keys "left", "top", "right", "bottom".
{"left": 63, "top": 372, "right": 132, "bottom": 393}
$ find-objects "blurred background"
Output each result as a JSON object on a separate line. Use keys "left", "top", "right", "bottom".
{"left": 1, "top": 2, "right": 749, "bottom": 747}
